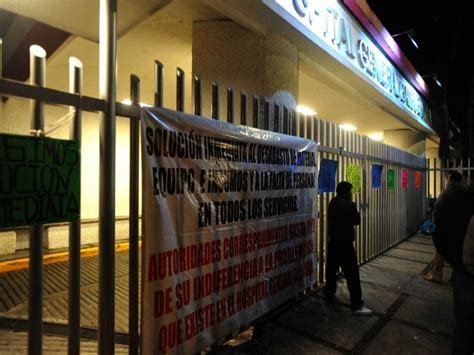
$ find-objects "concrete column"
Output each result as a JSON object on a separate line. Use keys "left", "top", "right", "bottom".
{"left": 192, "top": 20, "right": 298, "bottom": 126}
{"left": 383, "top": 129, "right": 426, "bottom": 156}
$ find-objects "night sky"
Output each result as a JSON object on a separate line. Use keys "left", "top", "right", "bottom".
{"left": 366, "top": 0, "right": 474, "bottom": 157}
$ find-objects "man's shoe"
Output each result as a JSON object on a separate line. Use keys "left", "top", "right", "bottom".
{"left": 352, "top": 306, "right": 373, "bottom": 315}
{"left": 423, "top": 274, "right": 442, "bottom": 283}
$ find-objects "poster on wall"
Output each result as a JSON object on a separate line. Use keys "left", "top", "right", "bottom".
{"left": 0, "top": 133, "right": 80, "bottom": 229}
{"left": 371, "top": 164, "right": 383, "bottom": 188}
{"left": 387, "top": 169, "right": 396, "bottom": 191}
{"left": 346, "top": 165, "right": 361, "bottom": 193}
{"left": 141, "top": 107, "right": 318, "bottom": 354}
{"left": 415, "top": 171, "right": 422, "bottom": 188}
{"left": 318, "top": 159, "right": 338, "bottom": 193}
{"left": 401, "top": 169, "right": 409, "bottom": 189}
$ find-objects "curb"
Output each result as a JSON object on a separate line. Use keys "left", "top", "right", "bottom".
{"left": 0, "top": 241, "right": 141, "bottom": 274}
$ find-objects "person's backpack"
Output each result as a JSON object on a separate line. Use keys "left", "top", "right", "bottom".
{"left": 420, "top": 219, "right": 435, "bottom": 235}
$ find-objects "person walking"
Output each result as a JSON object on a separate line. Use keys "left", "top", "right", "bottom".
{"left": 430, "top": 171, "right": 473, "bottom": 354}
{"left": 324, "top": 181, "right": 372, "bottom": 315}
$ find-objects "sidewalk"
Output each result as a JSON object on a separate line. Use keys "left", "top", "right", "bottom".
{"left": 216, "top": 234, "right": 454, "bottom": 354}
{"left": 0, "top": 234, "right": 454, "bottom": 354}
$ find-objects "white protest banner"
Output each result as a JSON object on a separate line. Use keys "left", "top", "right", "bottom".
{"left": 141, "top": 107, "right": 318, "bottom": 354}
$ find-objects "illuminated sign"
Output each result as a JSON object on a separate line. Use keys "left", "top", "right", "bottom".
{"left": 265, "top": 0, "right": 430, "bottom": 130}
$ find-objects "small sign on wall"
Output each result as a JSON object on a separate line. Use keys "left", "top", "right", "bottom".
{"left": 401, "top": 169, "right": 409, "bottom": 189}
{"left": 371, "top": 164, "right": 383, "bottom": 188}
{"left": 387, "top": 169, "right": 396, "bottom": 191}
{"left": 0, "top": 134, "right": 80, "bottom": 229}
{"left": 318, "top": 159, "right": 338, "bottom": 193}
{"left": 415, "top": 171, "right": 422, "bottom": 188}
{"left": 346, "top": 165, "right": 361, "bottom": 193}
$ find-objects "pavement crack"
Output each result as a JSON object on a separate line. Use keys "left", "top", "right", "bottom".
{"left": 348, "top": 292, "right": 410, "bottom": 354}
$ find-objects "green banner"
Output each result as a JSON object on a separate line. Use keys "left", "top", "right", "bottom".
{"left": 0, "top": 134, "right": 80, "bottom": 229}
{"left": 346, "top": 165, "right": 361, "bottom": 193}
{"left": 387, "top": 169, "right": 396, "bottom": 191}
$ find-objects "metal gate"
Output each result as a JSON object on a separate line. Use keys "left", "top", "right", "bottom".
{"left": 427, "top": 157, "right": 474, "bottom": 198}
{"left": 0, "top": 0, "right": 427, "bottom": 353}
{"left": 295, "top": 117, "right": 426, "bottom": 282}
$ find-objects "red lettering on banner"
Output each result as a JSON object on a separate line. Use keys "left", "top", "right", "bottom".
{"left": 216, "top": 298, "right": 228, "bottom": 322}
{"left": 175, "top": 281, "right": 190, "bottom": 310}
{"left": 148, "top": 254, "right": 157, "bottom": 281}
{"left": 226, "top": 294, "right": 235, "bottom": 317}
{"left": 236, "top": 281, "right": 269, "bottom": 312}
{"left": 159, "top": 318, "right": 183, "bottom": 354}
{"left": 154, "top": 287, "right": 173, "bottom": 317}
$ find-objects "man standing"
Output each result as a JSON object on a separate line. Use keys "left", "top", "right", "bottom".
{"left": 453, "top": 213, "right": 474, "bottom": 355}
{"left": 324, "top": 181, "right": 372, "bottom": 315}
{"left": 431, "top": 171, "right": 473, "bottom": 354}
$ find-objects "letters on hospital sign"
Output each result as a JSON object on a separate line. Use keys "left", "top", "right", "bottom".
{"left": 268, "top": 0, "right": 429, "bottom": 129}
{"left": 141, "top": 107, "right": 318, "bottom": 354}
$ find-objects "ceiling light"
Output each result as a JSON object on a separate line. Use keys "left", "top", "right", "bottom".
{"left": 422, "top": 73, "right": 443, "bottom": 88}
{"left": 339, "top": 123, "right": 357, "bottom": 131}
{"left": 121, "top": 99, "right": 152, "bottom": 107}
{"left": 392, "top": 29, "right": 419, "bottom": 49}
{"left": 368, "top": 132, "right": 384, "bottom": 141}
{"left": 297, "top": 105, "right": 317, "bottom": 116}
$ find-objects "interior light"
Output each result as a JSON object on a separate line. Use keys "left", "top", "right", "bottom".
{"left": 29, "top": 45, "right": 47, "bottom": 58}
{"left": 407, "top": 33, "right": 419, "bottom": 49}
{"left": 121, "top": 99, "right": 152, "bottom": 107}
{"left": 392, "top": 29, "right": 419, "bottom": 50}
{"left": 339, "top": 123, "right": 357, "bottom": 131}
{"left": 422, "top": 74, "right": 443, "bottom": 88}
{"left": 368, "top": 132, "right": 384, "bottom": 141}
{"left": 297, "top": 105, "right": 317, "bottom": 116}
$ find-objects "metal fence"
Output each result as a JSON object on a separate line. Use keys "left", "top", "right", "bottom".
{"left": 427, "top": 157, "right": 474, "bottom": 198}
{"left": 293, "top": 116, "right": 426, "bottom": 282}
{"left": 0, "top": 1, "right": 427, "bottom": 353}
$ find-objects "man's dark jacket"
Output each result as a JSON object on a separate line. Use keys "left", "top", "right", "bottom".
{"left": 328, "top": 196, "right": 361, "bottom": 243}
{"left": 433, "top": 182, "right": 472, "bottom": 271}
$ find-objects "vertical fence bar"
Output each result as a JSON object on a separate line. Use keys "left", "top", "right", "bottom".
{"left": 443, "top": 159, "right": 447, "bottom": 191}
{"left": 252, "top": 95, "right": 259, "bottom": 128}
{"left": 306, "top": 115, "right": 312, "bottom": 139}
{"left": 291, "top": 109, "right": 297, "bottom": 136}
{"left": 193, "top": 75, "right": 202, "bottom": 116}
{"left": 99, "top": 0, "right": 117, "bottom": 353}
{"left": 212, "top": 81, "right": 219, "bottom": 120}
{"left": 273, "top": 103, "right": 280, "bottom": 132}
{"left": 154, "top": 60, "right": 163, "bottom": 108}
{"left": 240, "top": 92, "right": 247, "bottom": 126}
{"left": 469, "top": 157, "right": 472, "bottom": 186}
{"left": 263, "top": 100, "right": 270, "bottom": 130}
{"left": 227, "top": 87, "right": 234, "bottom": 123}
{"left": 176, "top": 67, "right": 184, "bottom": 112}
{"left": 129, "top": 75, "right": 140, "bottom": 355}
{"left": 283, "top": 106, "right": 289, "bottom": 134}
{"left": 299, "top": 113, "right": 305, "bottom": 137}
{"left": 427, "top": 158, "right": 430, "bottom": 198}
{"left": 28, "top": 44, "right": 46, "bottom": 355}
{"left": 68, "top": 57, "right": 82, "bottom": 355}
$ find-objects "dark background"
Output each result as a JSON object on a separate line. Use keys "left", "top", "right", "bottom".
{"left": 366, "top": 0, "right": 474, "bottom": 159}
